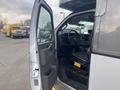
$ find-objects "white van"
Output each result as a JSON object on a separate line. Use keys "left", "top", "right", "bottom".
{"left": 30, "top": 0, "right": 120, "bottom": 90}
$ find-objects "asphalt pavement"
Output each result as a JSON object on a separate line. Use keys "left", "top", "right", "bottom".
{"left": 0, "top": 31, "right": 30, "bottom": 90}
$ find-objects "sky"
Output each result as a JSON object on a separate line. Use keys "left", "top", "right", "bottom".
{"left": 0, "top": 0, "right": 34, "bottom": 24}
{"left": 0, "top": 0, "right": 70, "bottom": 26}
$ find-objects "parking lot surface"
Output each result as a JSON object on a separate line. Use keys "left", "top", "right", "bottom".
{"left": 0, "top": 32, "right": 30, "bottom": 90}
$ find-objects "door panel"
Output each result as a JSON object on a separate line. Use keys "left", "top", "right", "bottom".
{"left": 36, "top": 1, "right": 57, "bottom": 90}
{"left": 30, "top": 0, "right": 57, "bottom": 90}
{"left": 89, "top": 54, "right": 120, "bottom": 90}
{"left": 38, "top": 43, "right": 57, "bottom": 90}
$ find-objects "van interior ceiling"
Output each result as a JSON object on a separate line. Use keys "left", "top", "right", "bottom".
{"left": 57, "top": 0, "right": 96, "bottom": 90}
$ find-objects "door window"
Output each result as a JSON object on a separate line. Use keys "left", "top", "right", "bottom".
{"left": 37, "top": 7, "right": 53, "bottom": 44}
{"left": 93, "top": 0, "right": 120, "bottom": 57}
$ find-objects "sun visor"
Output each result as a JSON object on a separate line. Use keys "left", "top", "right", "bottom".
{"left": 59, "top": 0, "right": 96, "bottom": 12}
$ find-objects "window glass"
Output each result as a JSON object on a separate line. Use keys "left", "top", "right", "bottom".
{"left": 60, "top": 12, "right": 95, "bottom": 36}
{"left": 65, "top": 21, "right": 94, "bottom": 34}
{"left": 37, "top": 7, "right": 53, "bottom": 44}
{"left": 93, "top": 0, "right": 120, "bottom": 56}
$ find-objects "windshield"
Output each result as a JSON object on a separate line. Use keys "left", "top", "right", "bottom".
{"left": 66, "top": 21, "right": 94, "bottom": 35}
{"left": 61, "top": 12, "right": 95, "bottom": 35}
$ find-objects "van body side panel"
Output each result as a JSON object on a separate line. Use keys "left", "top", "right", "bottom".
{"left": 89, "top": 54, "right": 120, "bottom": 90}
{"left": 89, "top": 0, "right": 120, "bottom": 90}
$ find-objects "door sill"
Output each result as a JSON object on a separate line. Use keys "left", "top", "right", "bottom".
{"left": 54, "top": 78, "right": 76, "bottom": 90}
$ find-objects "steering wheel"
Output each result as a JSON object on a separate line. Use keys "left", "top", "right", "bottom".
{"left": 68, "top": 30, "right": 81, "bottom": 46}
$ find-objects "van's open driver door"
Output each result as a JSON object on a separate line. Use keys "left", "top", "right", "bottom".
{"left": 30, "top": 0, "right": 57, "bottom": 90}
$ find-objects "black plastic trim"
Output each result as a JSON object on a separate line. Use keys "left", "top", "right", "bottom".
{"left": 92, "top": 51, "right": 120, "bottom": 59}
